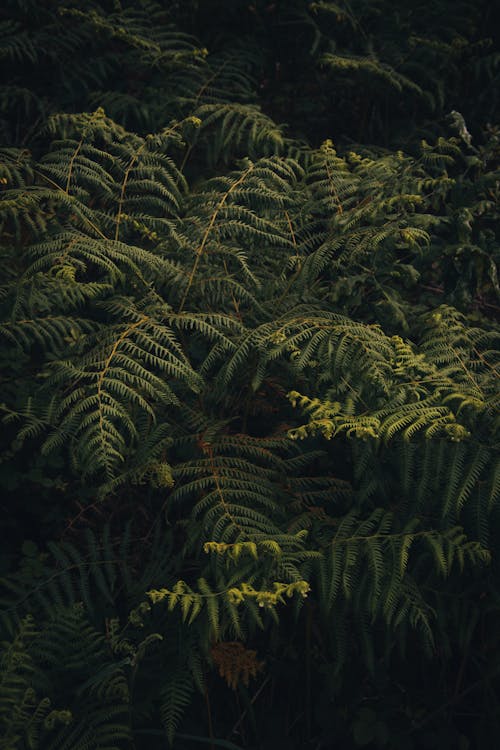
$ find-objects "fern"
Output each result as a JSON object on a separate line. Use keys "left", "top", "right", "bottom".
{"left": 1, "top": 1, "right": 499, "bottom": 747}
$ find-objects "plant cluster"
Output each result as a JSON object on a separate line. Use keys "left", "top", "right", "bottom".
{"left": 0, "top": 1, "right": 499, "bottom": 748}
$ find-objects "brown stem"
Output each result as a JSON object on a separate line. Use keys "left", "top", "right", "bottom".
{"left": 204, "top": 682, "right": 215, "bottom": 750}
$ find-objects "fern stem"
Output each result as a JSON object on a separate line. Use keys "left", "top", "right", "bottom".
{"left": 178, "top": 164, "right": 254, "bottom": 312}
{"left": 275, "top": 211, "right": 303, "bottom": 306}
{"left": 179, "top": 61, "right": 230, "bottom": 174}
{"left": 204, "top": 682, "right": 215, "bottom": 750}
{"left": 305, "top": 602, "right": 312, "bottom": 740}
{"left": 206, "top": 445, "right": 245, "bottom": 536}
{"left": 3, "top": 559, "right": 126, "bottom": 614}
{"left": 324, "top": 152, "right": 344, "bottom": 215}
{"left": 96, "top": 315, "right": 149, "bottom": 476}
{"left": 115, "top": 141, "right": 147, "bottom": 241}
{"left": 65, "top": 137, "right": 84, "bottom": 194}
{"left": 230, "top": 676, "right": 270, "bottom": 737}
{"left": 332, "top": 529, "right": 436, "bottom": 545}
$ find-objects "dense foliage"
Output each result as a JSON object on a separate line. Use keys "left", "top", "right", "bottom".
{"left": 1, "top": 1, "right": 499, "bottom": 748}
